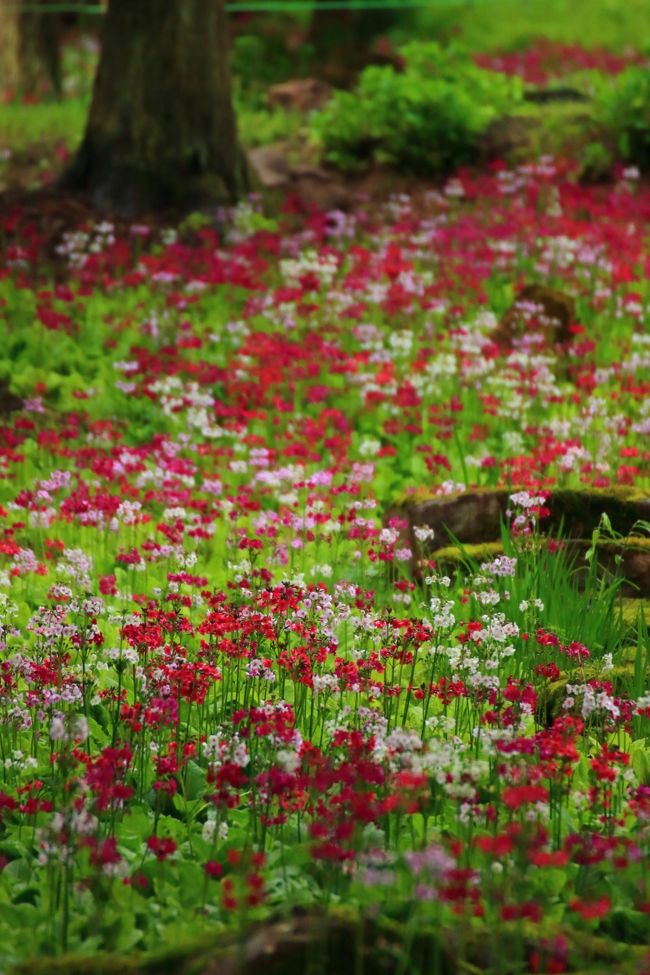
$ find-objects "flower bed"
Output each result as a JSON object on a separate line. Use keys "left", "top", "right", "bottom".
{"left": 0, "top": 159, "right": 649, "bottom": 972}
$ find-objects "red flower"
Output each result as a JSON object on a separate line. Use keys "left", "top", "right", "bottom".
{"left": 204, "top": 860, "right": 222, "bottom": 878}
{"left": 476, "top": 833, "right": 515, "bottom": 857}
{"left": 528, "top": 849, "right": 569, "bottom": 868}
{"left": 146, "top": 835, "right": 177, "bottom": 862}
{"left": 569, "top": 896, "right": 611, "bottom": 920}
{"left": 502, "top": 784, "right": 548, "bottom": 809}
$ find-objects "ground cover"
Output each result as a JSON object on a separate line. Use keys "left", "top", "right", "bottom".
{"left": 0, "top": 147, "right": 649, "bottom": 973}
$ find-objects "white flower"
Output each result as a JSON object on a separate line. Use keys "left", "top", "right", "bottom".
{"left": 414, "top": 525, "right": 435, "bottom": 543}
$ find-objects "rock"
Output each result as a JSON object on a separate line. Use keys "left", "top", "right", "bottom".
{"left": 246, "top": 144, "right": 291, "bottom": 189}
{"left": 246, "top": 146, "right": 351, "bottom": 209}
{"left": 546, "top": 487, "right": 650, "bottom": 539}
{"left": 13, "top": 908, "right": 450, "bottom": 975}
{"left": 429, "top": 538, "right": 650, "bottom": 599}
{"left": 390, "top": 487, "right": 650, "bottom": 596}
{"left": 603, "top": 539, "right": 650, "bottom": 597}
{"left": 494, "top": 283, "right": 576, "bottom": 346}
{"left": 0, "top": 378, "right": 22, "bottom": 416}
{"left": 538, "top": 662, "right": 637, "bottom": 726}
{"left": 396, "top": 486, "right": 650, "bottom": 547}
{"left": 393, "top": 490, "right": 511, "bottom": 551}
{"left": 481, "top": 115, "right": 538, "bottom": 160}
{"left": 292, "top": 168, "right": 351, "bottom": 211}
{"left": 523, "top": 86, "right": 590, "bottom": 104}
{"left": 13, "top": 908, "right": 646, "bottom": 974}
{"left": 267, "top": 78, "right": 332, "bottom": 114}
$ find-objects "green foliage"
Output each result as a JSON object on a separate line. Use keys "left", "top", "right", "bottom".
{"left": 580, "top": 139, "right": 614, "bottom": 181}
{"left": 236, "top": 103, "right": 304, "bottom": 149}
{"left": 310, "top": 43, "right": 523, "bottom": 174}
{"left": 231, "top": 32, "right": 314, "bottom": 94}
{"left": 596, "top": 66, "right": 650, "bottom": 171}
{"left": 412, "top": 0, "right": 650, "bottom": 54}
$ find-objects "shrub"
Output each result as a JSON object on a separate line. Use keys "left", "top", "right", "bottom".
{"left": 310, "top": 42, "right": 523, "bottom": 174}
{"left": 232, "top": 32, "right": 315, "bottom": 94}
{"left": 597, "top": 65, "right": 650, "bottom": 171}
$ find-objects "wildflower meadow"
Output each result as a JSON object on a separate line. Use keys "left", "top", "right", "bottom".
{"left": 1, "top": 9, "right": 650, "bottom": 975}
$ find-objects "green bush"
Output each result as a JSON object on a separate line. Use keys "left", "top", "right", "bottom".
{"left": 310, "top": 42, "right": 523, "bottom": 174}
{"left": 232, "top": 32, "right": 315, "bottom": 95}
{"left": 597, "top": 66, "right": 650, "bottom": 172}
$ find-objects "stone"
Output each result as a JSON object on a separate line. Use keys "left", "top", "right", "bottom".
{"left": 429, "top": 538, "right": 650, "bottom": 599}
{"left": 481, "top": 115, "right": 537, "bottom": 160}
{"left": 494, "top": 283, "right": 577, "bottom": 346}
{"left": 267, "top": 78, "right": 332, "bottom": 114}
{"left": 0, "top": 377, "right": 22, "bottom": 416}
{"left": 292, "top": 168, "right": 351, "bottom": 211}
{"left": 245, "top": 145, "right": 351, "bottom": 209}
{"left": 389, "top": 486, "right": 650, "bottom": 596}
{"left": 523, "top": 86, "right": 590, "bottom": 104}
{"left": 246, "top": 144, "right": 291, "bottom": 189}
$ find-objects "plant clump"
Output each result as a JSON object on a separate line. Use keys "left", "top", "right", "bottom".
{"left": 310, "top": 42, "right": 524, "bottom": 173}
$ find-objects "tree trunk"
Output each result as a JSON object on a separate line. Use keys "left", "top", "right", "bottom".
{"left": 19, "top": 0, "right": 63, "bottom": 99}
{"left": 308, "top": 3, "right": 403, "bottom": 85}
{"left": 0, "top": 5, "right": 20, "bottom": 96}
{"left": 65, "top": 0, "right": 248, "bottom": 214}
{"left": 0, "top": 1, "right": 62, "bottom": 100}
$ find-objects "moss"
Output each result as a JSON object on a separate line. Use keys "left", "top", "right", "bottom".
{"left": 394, "top": 483, "right": 650, "bottom": 509}
{"left": 509, "top": 101, "right": 599, "bottom": 164}
{"left": 431, "top": 541, "right": 504, "bottom": 565}
{"left": 12, "top": 958, "right": 138, "bottom": 975}
{"left": 621, "top": 598, "right": 650, "bottom": 627}
{"left": 392, "top": 485, "right": 507, "bottom": 507}
{"left": 494, "top": 282, "right": 575, "bottom": 345}
{"left": 602, "top": 536, "right": 650, "bottom": 551}
{"left": 548, "top": 487, "right": 650, "bottom": 538}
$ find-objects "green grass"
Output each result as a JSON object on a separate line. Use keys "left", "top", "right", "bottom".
{"left": 411, "top": 0, "right": 650, "bottom": 53}
{"left": 0, "top": 98, "right": 88, "bottom": 152}
{"left": 0, "top": 95, "right": 301, "bottom": 160}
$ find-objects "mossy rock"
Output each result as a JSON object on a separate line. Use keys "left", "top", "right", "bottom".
{"left": 12, "top": 910, "right": 452, "bottom": 975}
{"left": 430, "top": 541, "right": 504, "bottom": 567}
{"left": 428, "top": 538, "right": 649, "bottom": 599}
{"left": 481, "top": 100, "right": 599, "bottom": 170}
{"left": 12, "top": 910, "right": 648, "bottom": 975}
{"left": 560, "top": 537, "right": 650, "bottom": 598}
{"left": 389, "top": 487, "right": 650, "bottom": 595}
{"left": 621, "top": 598, "right": 650, "bottom": 627}
{"left": 0, "top": 377, "right": 23, "bottom": 416}
{"left": 494, "top": 283, "right": 575, "bottom": 346}
{"left": 546, "top": 489, "right": 650, "bottom": 541}
{"left": 537, "top": 663, "right": 641, "bottom": 727}
{"left": 391, "top": 485, "right": 650, "bottom": 543}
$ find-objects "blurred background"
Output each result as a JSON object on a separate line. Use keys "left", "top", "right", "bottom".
{"left": 1, "top": 0, "right": 649, "bottom": 201}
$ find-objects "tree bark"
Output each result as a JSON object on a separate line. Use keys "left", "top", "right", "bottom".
{"left": 0, "top": 1, "right": 62, "bottom": 100}
{"left": 19, "top": 0, "right": 63, "bottom": 99}
{"left": 65, "top": 0, "right": 248, "bottom": 214}
{"left": 308, "top": 4, "right": 402, "bottom": 86}
{"left": 0, "top": 5, "right": 20, "bottom": 96}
